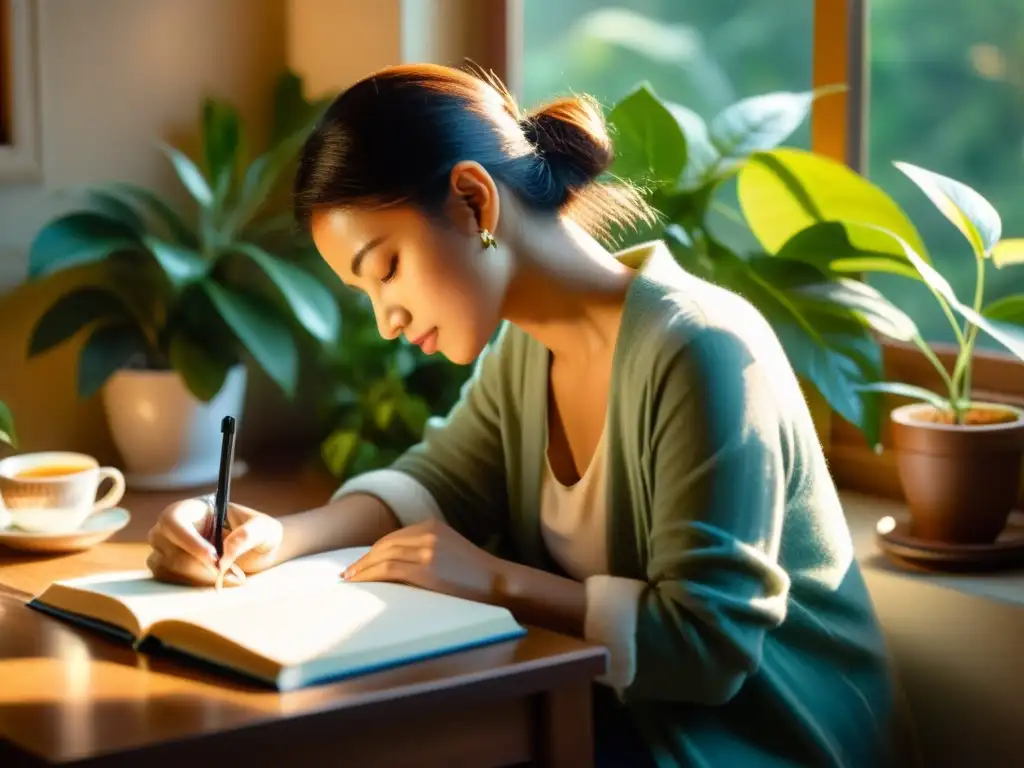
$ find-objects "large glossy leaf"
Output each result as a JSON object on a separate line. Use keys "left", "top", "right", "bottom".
{"left": 774, "top": 221, "right": 921, "bottom": 279}
{"left": 983, "top": 294, "right": 1024, "bottom": 325}
{"left": 882, "top": 228, "right": 1024, "bottom": 361}
{"left": 992, "top": 239, "right": 1024, "bottom": 268}
{"left": 232, "top": 243, "right": 340, "bottom": 344}
{"left": 77, "top": 323, "right": 149, "bottom": 398}
{"left": 202, "top": 97, "right": 241, "bottom": 205}
{"left": 607, "top": 83, "right": 688, "bottom": 186}
{"left": 160, "top": 143, "right": 213, "bottom": 209}
{"left": 0, "top": 400, "right": 16, "bottom": 448}
{"left": 737, "top": 148, "right": 929, "bottom": 262}
{"left": 199, "top": 280, "right": 298, "bottom": 398}
{"left": 28, "top": 212, "right": 140, "bottom": 278}
{"left": 96, "top": 182, "right": 197, "bottom": 246}
{"left": 856, "top": 381, "right": 951, "bottom": 412}
{"left": 142, "top": 235, "right": 209, "bottom": 289}
{"left": 709, "top": 91, "right": 813, "bottom": 160}
{"left": 168, "top": 330, "right": 232, "bottom": 402}
{"left": 790, "top": 278, "right": 920, "bottom": 342}
{"left": 29, "top": 286, "right": 131, "bottom": 356}
{"left": 893, "top": 161, "right": 1001, "bottom": 258}
{"left": 718, "top": 248, "right": 883, "bottom": 445}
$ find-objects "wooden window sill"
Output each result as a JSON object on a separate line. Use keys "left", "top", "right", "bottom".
{"left": 841, "top": 489, "right": 1024, "bottom": 608}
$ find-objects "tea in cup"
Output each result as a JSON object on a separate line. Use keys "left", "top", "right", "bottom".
{"left": 0, "top": 452, "right": 126, "bottom": 534}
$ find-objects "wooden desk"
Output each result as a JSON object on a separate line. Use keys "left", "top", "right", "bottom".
{"left": 0, "top": 462, "right": 607, "bottom": 767}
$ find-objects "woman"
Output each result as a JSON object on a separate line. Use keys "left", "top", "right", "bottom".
{"left": 146, "top": 63, "right": 898, "bottom": 766}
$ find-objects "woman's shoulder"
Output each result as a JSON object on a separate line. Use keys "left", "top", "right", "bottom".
{"left": 621, "top": 259, "right": 781, "bottom": 383}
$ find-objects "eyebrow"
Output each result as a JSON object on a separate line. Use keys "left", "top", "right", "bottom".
{"left": 351, "top": 236, "right": 386, "bottom": 277}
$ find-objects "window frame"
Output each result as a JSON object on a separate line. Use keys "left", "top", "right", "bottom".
{"left": 0, "top": 0, "right": 42, "bottom": 182}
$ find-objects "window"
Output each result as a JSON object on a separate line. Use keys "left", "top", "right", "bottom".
{"left": 522, "top": 0, "right": 813, "bottom": 146}
{"left": 864, "top": 0, "right": 1024, "bottom": 350}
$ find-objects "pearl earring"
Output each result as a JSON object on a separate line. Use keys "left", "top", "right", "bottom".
{"left": 479, "top": 228, "right": 497, "bottom": 249}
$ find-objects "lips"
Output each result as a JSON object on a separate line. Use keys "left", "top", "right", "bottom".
{"left": 409, "top": 327, "right": 438, "bottom": 352}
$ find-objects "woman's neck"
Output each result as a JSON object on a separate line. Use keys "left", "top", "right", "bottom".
{"left": 500, "top": 216, "right": 636, "bottom": 364}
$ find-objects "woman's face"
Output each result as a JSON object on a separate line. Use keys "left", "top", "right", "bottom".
{"left": 311, "top": 202, "right": 509, "bottom": 365}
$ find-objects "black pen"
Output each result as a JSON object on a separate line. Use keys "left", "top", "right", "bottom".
{"left": 212, "top": 415, "right": 236, "bottom": 563}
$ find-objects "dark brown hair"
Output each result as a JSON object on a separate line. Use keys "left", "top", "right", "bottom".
{"left": 293, "top": 63, "right": 653, "bottom": 240}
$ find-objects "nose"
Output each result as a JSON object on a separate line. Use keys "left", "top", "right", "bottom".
{"left": 375, "top": 302, "right": 409, "bottom": 341}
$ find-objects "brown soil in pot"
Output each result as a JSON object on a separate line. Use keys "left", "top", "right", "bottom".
{"left": 891, "top": 403, "right": 1024, "bottom": 545}
{"left": 909, "top": 406, "right": 1020, "bottom": 426}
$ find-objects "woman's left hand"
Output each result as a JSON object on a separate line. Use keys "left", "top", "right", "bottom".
{"left": 342, "top": 518, "right": 504, "bottom": 604}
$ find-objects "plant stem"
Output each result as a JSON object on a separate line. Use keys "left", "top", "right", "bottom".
{"left": 913, "top": 336, "right": 959, "bottom": 409}
{"left": 954, "top": 256, "right": 986, "bottom": 407}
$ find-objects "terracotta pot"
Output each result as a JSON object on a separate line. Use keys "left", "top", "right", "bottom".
{"left": 890, "top": 402, "right": 1024, "bottom": 544}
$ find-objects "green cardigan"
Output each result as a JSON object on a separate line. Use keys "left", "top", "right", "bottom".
{"left": 336, "top": 241, "right": 897, "bottom": 767}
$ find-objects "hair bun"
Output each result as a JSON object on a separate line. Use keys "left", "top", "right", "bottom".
{"left": 521, "top": 96, "right": 614, "bottom": 197}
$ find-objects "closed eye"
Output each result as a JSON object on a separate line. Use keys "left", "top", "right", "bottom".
{"left": 381, "top": 254, "right": 399, "bottom": 284}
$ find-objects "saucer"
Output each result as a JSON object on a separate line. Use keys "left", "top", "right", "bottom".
{"left": 0, "top": 508, "right": 131, "bottom": 554}
{"left": 875, "top": 512, "right": 1024, "bottom": 571}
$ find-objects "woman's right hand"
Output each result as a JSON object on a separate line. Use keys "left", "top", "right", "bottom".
{"left": 146, "top": 497, "right": 284, "bottom": 588}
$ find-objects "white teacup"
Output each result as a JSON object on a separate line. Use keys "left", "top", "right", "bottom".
{"left": 0, "top": 451, "right": 126, "bottom": 534}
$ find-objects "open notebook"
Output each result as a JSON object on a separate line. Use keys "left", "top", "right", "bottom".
{"left": 27, "top": 547, "right": 526, "bottom": 691}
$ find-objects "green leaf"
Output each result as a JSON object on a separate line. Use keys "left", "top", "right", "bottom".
{"left": 77, "top": 323, "right": 149, "bottom": 398}
{"left": 0, "top": 400, "right": 17, "bottom": 448}
{"left": 228, "top": 124, "right": 312, "bottom": 235}
{"left": 664, "top": 103, "right": 718, "bottom": 189}
{"left": 232, "top": 243, "right": 340, "bottom": 344}
{"left": 321, "top": 428, "right": 362, "bottom": 478}
{"left": 28, "top": 286, "right": 131, "bottom": 356}
{"left": 856, "top": 381, "right": 951, "bottom": 412}
{"left": 983, "top": 294, "right": 1024, "bottom": 325}
{"left": 270, "top": 69, "right": 330, "bottom": 146}
{"left": 790, "top": 278, "right": 920, "bottom": 342}
{"left": 142, "top": 235, "right": 209, "bottom": 289}
{"left": 607, "top": 83, "right": 688, "bottom": 186}
{"left": 709, "top": 91, "right": 813, "bottom": 160}
{"left": 28, "top": 212, "right": 141, "bottom": 278}
{"left": 96, "top": 182, "right": 197, "bottom": 246}
{"left": 878, "top": 228, "right": 1024, "bottom": 361}
{"left": 160, "top": 143, "right": 214, "bottom": 209}
{"left": 737, "top": 148, "right": 929, "bottom": 263}
{"left": 88, "top": 190, "right": 146, "bottom": 233}
{"left": 199, "top": 280, "right": 298, "bottom": 398}
{"left": 893, "top": 161, "right": 1001, "bottom": 258}
{"left": 202, "top": 97, "right": 241, "bottom": 205}
{"left": 774, "top": 221, "right": 922, "bottom": 279}
{"left": 992, "top": 239, "right": 1024, "bottom": 268}
{"left": 168, "top": 331, "right": 232, "bottom": 402}
{"left": 718, "top": 247, "right": 882, "bottom": 446}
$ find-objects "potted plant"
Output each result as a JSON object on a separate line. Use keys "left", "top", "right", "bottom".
{"left": 315, "top": 306, "right": 471, "bottom": 481}
{"left": 605, "top": 83, "right": 901, "bottom": 449}
{"left": 736, "top": 148, "right": 1024, "bottom": 544}
{"left": 25, "top": 72, "right": 339, "bottom": 489}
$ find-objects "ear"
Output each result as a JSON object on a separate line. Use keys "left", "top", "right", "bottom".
{"left": 444, "top": 161, "right": 500, "bottom": 237}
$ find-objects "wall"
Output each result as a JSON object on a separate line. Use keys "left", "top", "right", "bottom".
{"left": 0, "top": 0, "right": 288, "bottom": 462}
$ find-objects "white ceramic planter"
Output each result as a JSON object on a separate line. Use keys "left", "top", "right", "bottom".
{"left": 102, "top": 365, "right": 249, "bottom": 490}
